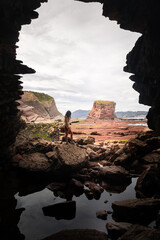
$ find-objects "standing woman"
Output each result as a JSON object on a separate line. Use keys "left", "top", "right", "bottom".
{"left": 64, "top": 110, "right": 73, "bottom": 144}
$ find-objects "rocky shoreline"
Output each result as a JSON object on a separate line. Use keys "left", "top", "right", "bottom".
{"left": 8, "top": 129, "right": 160, "bottom": 239}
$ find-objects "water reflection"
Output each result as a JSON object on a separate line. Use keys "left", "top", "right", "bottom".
{"left": 14, "top": 178, "right": 137, "bottom": 240}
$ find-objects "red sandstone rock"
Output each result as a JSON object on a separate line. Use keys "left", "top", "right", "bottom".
{"left": 87, "top": 100, "right": 116, "bottom": 120}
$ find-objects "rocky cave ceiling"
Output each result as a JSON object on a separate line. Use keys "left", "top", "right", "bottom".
{"left": 0, "top": 0, "right": 160, "bottom": 164}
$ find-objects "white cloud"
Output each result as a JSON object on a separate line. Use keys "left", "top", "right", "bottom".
{"left": 17, "top": 0, "right": 150, "bottom": 115}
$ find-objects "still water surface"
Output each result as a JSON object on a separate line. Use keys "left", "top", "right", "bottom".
{"left": 15, "top": 178, "right": 137, "bottom": 240}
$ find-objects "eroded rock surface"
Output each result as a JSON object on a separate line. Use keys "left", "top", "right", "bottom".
{"left": 87, "top": 100, "right": 116, "bottom": 120}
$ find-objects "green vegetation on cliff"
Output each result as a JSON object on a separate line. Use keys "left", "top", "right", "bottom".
{"left": 25, "top": 91, "right": 53, "bottom": 105}
{"left": 95, "top": 100, "right": 115, "bottom": 105}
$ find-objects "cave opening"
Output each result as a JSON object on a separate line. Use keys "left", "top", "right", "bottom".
{"left": 1, "top": 1, "right": 160, "bottom": 240}
{"left": 16, "top": 0, "right": 150, "bottom": 146}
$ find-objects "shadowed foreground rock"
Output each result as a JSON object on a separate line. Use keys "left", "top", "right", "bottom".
{"left": 135, "top": 166, "right": 160, "bottom": 198}
{"left": 42, "top": 201, "right": 76, "bottom": 220}
{"left": 112, "top": 198, "right": 160, "bottom": 224}
{"left": 106, "top": 221, "right": 133, "bottom": 239}
{"left": 99, "top": 166, "right": 131, "bottom": 184}
{"left": 13, "top": 142, "right": 89, "bottom": 176}
{"left": 42, "top": 229, "right": 108, "bottom": 240}
{"left": 118, "top": 224, "right": 160, "bottom": 240}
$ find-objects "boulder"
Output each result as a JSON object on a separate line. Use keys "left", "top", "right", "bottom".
{"left": 112, "top": 198, "right": 160, "bottom": 224}
{"left": 54, "top": 144, "right": 89, "bottom": 171}
{"left": 96, "top": 210, "right": 107, "bottom": 220}
{"left": 106, "top": 221, "right": 133, "bottom": 239}
{"left": 15, "top": 138, "right": 54, "bottom": 154}
{"left": 100, "top": 181, "right": 131, "bottom": 194}
{"left": 99, "top": 166, "right": 131, "bottom": 183}
{"left": 18, "top": 152, "right": 52, "bottom": 172}
{"left": 16, "top": 143, "right": 89, "bottom": 176}
{"left": 135, "top": 166, "right": 160, "bottom": 197}
{"left": 118, "top": 224, "right": 160, "bottom": 240}
{"left": 85, "top": 181, "right": 104, "bottom": 199}
{"left": 42, "top": 201, "right": 76, "bottom": 220}
{"left": 47, "top": 182, "right": 67, "bottom": 192}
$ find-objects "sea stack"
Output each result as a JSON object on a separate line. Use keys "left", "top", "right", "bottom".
{"left": 87, "top": 100, "right": 116, "bottom": 120}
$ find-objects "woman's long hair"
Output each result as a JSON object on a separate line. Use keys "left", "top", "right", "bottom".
{"left": 65, "top": 110, "right": 71, "bottom": 118}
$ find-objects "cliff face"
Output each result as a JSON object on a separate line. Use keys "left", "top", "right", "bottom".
{"left": 87, "top": 100, "right": 116, "bottom": 120}
{"left": 18, "top": 91, "right": 62, "bottom": 122}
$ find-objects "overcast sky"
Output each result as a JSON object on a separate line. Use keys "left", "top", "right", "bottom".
{"left": 17, "top": 0, "right": 149, "bottom": 115}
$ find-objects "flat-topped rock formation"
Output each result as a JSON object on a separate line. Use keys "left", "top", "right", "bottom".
{"left": 87, "top": 100, "right": 116, "bottom": 120}
{"left": 18, "top": 91, "right": 62, "bottom": 122}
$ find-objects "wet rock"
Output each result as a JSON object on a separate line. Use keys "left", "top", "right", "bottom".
{"left": 99, "top": 166, "right": 131, "bottom": 183}
{"left": 100, "top": 181, "right": 130, "bottom": 194}
{"left": 42, "top": 229, "right": 108, "bottom": 240}
{"left": 96, "top": 210, "right": 107, "bottom": 220}
{"left": 112, "top": 198, "right": 160, "bottom": 224}
{"left": 135, "top": 166, "right": 160, "bottom": 197}
{"left": 42, "top": 200, "right": 76, "bottom": 220}
{"left": 106, "top": 221, "right": 133, "bottom": 239}
{"left": 70, "top": 178, "right": 84, "bottom": 192}
{"left": 107, "top": 210, "right": 112, "bottom": 214}
{"left": 85, "top": 181, "right": 104, "bottom": 198}
{"left": 72, "top": 173, "right": 91, "bottom": 182}
{"left": 84, "top": 189, "right": 94, "bottom": 199}
{"left": 118, "top": 224, "right": 160, "bottom": 240}
{"left": 47, "top": 182, "right": 67, "bottom": 192}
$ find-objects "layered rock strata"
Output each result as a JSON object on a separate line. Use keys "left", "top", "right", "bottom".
{"left": 18, "top": 91, "right": 62, "bottom": 122}
{"left": 87, "top": 100, "right": 116, "bottom": 120}
{"left": 0, "top": 0, "right": 47, "bottom": 165}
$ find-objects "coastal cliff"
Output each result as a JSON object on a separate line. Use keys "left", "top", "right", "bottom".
{"left": 87, "top": 100, "right": 116, "bottom": 120}
{"left": 18, "top": 91, "right": 62, "bottom": 122}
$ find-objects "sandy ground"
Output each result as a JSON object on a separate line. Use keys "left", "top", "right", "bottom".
{"left": 70, "top": 118, "right": 148, "bottom": 143}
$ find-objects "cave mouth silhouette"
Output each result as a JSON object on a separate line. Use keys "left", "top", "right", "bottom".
{"left": 1, "top": 0, "right": 160, "bottom": 165}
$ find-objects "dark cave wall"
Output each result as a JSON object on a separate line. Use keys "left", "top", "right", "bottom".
{"left": 80, "top": 0, "right": 160, "bottom": 133}
{"left": 1, "top": 0, "right": 160, "bottom": 166}
{"left": 0, "top": 0, "right": 48, "bottom": 165}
